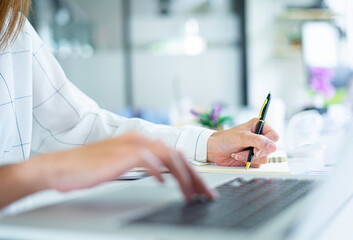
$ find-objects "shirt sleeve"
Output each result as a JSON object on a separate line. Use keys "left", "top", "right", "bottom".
{"left": 27, "top": 21, "right": 215, "bottom": 163}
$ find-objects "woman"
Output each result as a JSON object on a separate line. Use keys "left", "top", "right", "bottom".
{"left": 0, "top": 0, "right": 278, "bottom": 209}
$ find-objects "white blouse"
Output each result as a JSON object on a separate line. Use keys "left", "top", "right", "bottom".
{"left": 0, "top": 20, "right": 214, "bottom": 165}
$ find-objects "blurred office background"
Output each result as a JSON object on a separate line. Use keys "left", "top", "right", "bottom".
{"left": 28, "top": 0, "right": 353, "bottom": 146}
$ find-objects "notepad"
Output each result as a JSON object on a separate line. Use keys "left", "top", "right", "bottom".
{"left": 190, "top": 150, "right": 289, "bottom": 174}
{"left": 132, "top": 150, "right": 290, "bottom": 174}
{"left": 192, "top": 161, "right": 290, "bottom": 174}
{"left": 268, "top": 150, "right": 287, "bottom": 163}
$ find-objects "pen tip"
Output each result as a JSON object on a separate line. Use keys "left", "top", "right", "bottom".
{"left": 245, "top": 162, "right": 251, "bottom": 170}
{"left": 269, "top": 91, "right": 272, "bottom": 95}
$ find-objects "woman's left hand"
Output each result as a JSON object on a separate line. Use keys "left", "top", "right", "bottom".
{"left": 206, "top": 118, "right": 279, "bottom": 168}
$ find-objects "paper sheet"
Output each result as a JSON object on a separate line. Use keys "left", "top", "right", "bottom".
{"left": 132, "top": 150, "right": 290, "bottom": 174}
{"left": 191, "top": 150, "right": 290, "bottom": 174}
{"left": 132, "top": 162, "right": 290, "bottom": 174}
{"left": 268, "top": 150, "right": 287, "bottom": 163}
{"left": 192, "top": 162, "right": 290, "bottom": 174}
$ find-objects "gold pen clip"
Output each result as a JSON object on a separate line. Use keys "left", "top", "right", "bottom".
{"left": 259, "top": 99, "right": 268, "bottom": 119}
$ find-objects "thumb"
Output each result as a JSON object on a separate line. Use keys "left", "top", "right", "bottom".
{"left": 241, "top": 132, "right": 276, "bottom": 152}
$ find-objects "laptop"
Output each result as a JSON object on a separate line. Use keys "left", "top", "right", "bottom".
{"left": 0, "top": 122, "right": 352, "bottom": 240}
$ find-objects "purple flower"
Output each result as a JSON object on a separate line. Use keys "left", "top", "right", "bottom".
{"left": 309, "top": 67, "right": 335, "bottom": 99}
{"left": 190, "top": 109, "right": 200, "bottom": 117}
{"left": 210, "top": 105, "right": 222, "bottom": 125}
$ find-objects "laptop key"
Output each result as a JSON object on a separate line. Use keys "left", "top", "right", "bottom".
{"left": 132, "top": 178, "right": 315, "bottom": 230}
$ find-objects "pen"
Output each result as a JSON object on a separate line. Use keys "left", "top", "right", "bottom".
{"left": 246, "top": 92, "right": 272, "bottom": 170}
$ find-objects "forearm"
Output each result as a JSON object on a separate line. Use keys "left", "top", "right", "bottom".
{"left": 0, "top": 158, "right": 49, "bottom": 209}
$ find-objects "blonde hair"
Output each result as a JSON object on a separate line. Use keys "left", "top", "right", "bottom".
{"left": 0, "top": 0, "right": 30, "bottom": 49}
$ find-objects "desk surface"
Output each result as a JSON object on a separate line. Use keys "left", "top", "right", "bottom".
{"left": 0, "top": 156, "right": 337, "bottom": 240}
{"left": 1, "top": 156, "right": 331, "bottom": 217}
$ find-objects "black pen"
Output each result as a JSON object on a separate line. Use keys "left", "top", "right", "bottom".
{"left": 246, "top": 92, "right": 272, "bottom": 170}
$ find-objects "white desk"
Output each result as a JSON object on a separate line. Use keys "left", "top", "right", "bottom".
{"left": 1, "top": 156, "right": 328, "bottom": 217}
{"left": 0, "top": 157, "right": 335, "bottom": 239}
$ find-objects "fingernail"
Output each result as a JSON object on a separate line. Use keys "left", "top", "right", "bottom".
{"left": 266, "top": 142, "right": 276, "bottom": 151}
{"left": 231, "top": 153, "right": 236, "bottom": 159}
{"left": 236, "top": 153, "right": 245, "bottom": 161}
{"left": 256, "top": 150, "right": 261, "bottom": 157}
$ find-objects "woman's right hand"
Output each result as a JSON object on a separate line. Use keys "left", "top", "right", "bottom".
{"left": 30, "top": 132, "right": 215, "bottom": 201}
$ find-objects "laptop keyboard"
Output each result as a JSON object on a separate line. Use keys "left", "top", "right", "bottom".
{"left": 132, "top": 178, "right": 315, "bottom": 229}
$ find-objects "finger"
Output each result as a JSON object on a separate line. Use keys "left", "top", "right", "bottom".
{"left": 252, "top": 156, "right": 269, "bottom": 165}
{"left": 253, "top": 148, "right": 262, "bottom": 157}
{"left": 146, "top": 141, "right": 212, "bottom": 201}
{"left": 187, "top": 168, "right": 216, "bottom": 200}
{"left": 219, "top": 159, "right": 246, "bottom": 167}
{"left": 248, "top": 118, "right": 279, "bottom": 143}
{"left": 261, "top": 123, "right": 279, "bottom": 142}
{"left": 218, "top": 157, "right": 245, "bottom": 166}
{"left": 242, "top": 132, "right": 277, "bottom": 153}
{"left": 179, "top": 153, "right": 215, "bottom": 200}
{"left": 249, "top": 118, "right": 261, "bottom": 132}
{"left": 139, "top": 141, "right": 194, "bottom": 200}
{"left": 219, "top": 158, "right": 261, "bottom": 168}
{"left": 232, "top": 149, "right": 270, "bottom": 163}
{"left": 155, "top": 147, "right": 193, "bottom": 201}
{"left": 249, "top": 163, "right": 261, "bottom": 168}
{"left": 142, "top": 150, "right": 165, "bottom": 183}
{"left": 231, "top": 152, "right": 247, "bottom": 162}
{"left": 146, "top": 168, "right": 164, "bottom": 183}
{"left": 170, "top": 151, "right": 193, "bottom": 196}
{"left": 232, "top": 149, "right": 260, "bottom": 163}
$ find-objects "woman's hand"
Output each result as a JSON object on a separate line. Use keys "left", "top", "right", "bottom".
{"left": 207, "top": 118, "right": 279, "bottom": 168}
{"left": 32, "top": 132, "right": 214, "bottom": 201}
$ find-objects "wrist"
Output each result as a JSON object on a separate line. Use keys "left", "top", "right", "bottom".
{"left": 24, "top": 154, "right": 57, "bottom": 191}
{"left": 207, "top": 132, "right": 218, "bottom": 162}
